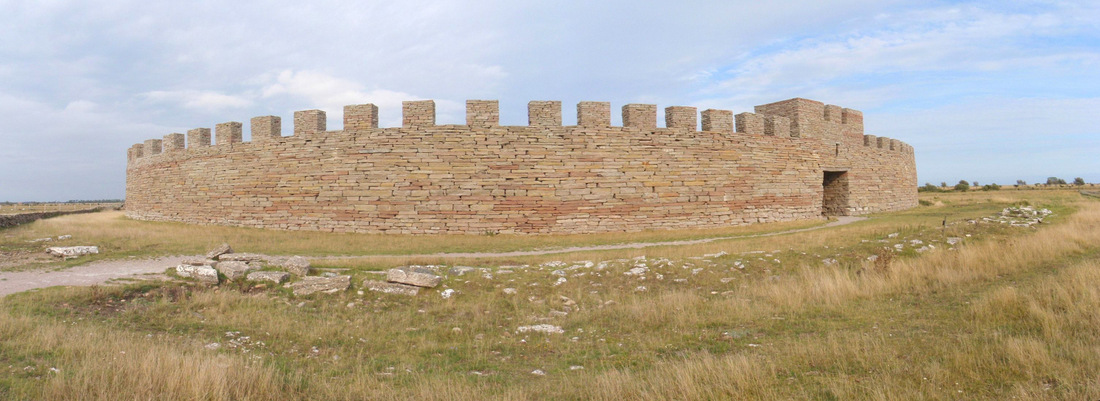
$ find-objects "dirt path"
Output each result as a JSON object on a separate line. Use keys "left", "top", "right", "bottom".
{"left": 0, "top": 255, "right": 192, "bottom": 298}
{"left": 0, "top": 216, "right": 866, "bottom": 297}
{"left": 313, "top": 216, "right": 867, "bottom": 261}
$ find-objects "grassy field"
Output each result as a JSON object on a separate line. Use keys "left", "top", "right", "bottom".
{"left": 1, "top": 189, "right": 1098, "bottom": 399}
{"left": 0, "top": 202, "right": 121, "bottom": 215}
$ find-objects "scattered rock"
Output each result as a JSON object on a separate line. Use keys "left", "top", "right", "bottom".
{"left": 215, "top": 261, "right": 256, "bottom": 281}
{"left": 362, "top": 279, "right": 420, "bottom": 296}
{"left": 57, "top": 235, "right": 72, "bottom": 240}
{"left": 503, "top": 288, "right": 517, "bottom": 295}
{"left": 280, "top": 256, "right": 312, "bottom": 276}
{"left": 441, "top": 289, "right": 456, "bottom": 299}
{"left": 448, "top": 266, "right": 477, "bottom": 276}
{"left": 45, "top": 246, "right": 99, "bottom": 258}
{"left": 176, "top": 265, "right": 219, "bottom": 285}
{"left": 288, "top": 275, "right": 351, "bottom": 296}
{"left": 517, "top": 324, "right": 564, "bottom": 334}
{"left": 387, "top": 266, "right": 442, "bottom": 288}
{"left": 530, "top": 369, "right": 546, "bottom": 376}
{"left": 206, "top": 243, "right": 232, "bottom": 259}
{"left": 247, "top": 271, "right": 290, "bottom": 284}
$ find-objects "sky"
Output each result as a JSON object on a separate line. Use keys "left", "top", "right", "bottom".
{"left": 0, "top": 0, "right": 1097, "bottom": 201}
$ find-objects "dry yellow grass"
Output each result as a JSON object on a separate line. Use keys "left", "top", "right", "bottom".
{"left": 1, "top": 189, "right": 1097, "bottom": 399}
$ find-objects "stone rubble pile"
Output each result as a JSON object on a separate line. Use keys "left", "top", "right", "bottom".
{"left": 980, "top": 206, "right": 1053, "bottom": 227}
{"left": 177, "top": 243, "right": 324, "bottom": 289}
{"left": 174, "top": 244, "right": 453, "bottom": 298}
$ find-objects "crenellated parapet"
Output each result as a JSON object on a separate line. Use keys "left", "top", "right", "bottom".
{"left": 128, "top": 98, "right": 913, "bottom": 163}
{"left": 126, "top": 97, "right": 916, "bottom": 234}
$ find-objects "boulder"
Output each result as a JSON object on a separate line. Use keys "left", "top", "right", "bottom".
{"left": 362, "top": 279, "right": 420, "bottom": 296}
{"left": 387, "top": 266, "right": 442, "bottom": 288}
{"left": 215, "top": 261, "right": 256, "bottom": 281}
{"left": 246, "top": 271, "right": 290, "bottom": 284}
{"left": 176, "top": 265, "right": 219, "bottom": 285}
{"left": 45, "top": 246, "right": 99, "bottom": 258}
{"left": 287, "top": 275, "right": 350, "bottom": 296}
{"left": 280, "top": 256, "right": 312, "bottom": 276}
{"left": 206, "top": 243, "right": 232, "bottom": 259}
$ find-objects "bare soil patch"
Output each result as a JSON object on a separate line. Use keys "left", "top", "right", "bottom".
{"left": 0, "top": 255, "right": 194, "bottom": 297}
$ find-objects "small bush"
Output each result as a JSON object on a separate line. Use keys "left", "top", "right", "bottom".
{"left": 919, "top": 183, "right": 941, "bottom": 193}
{"left": 955, "top": 180, "right": 970, "bottom": 192}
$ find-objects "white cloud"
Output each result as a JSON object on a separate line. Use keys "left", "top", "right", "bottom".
{"left": 143, "top": 90, "right": 252, "bottom": 112}
{"left": 259, "top": 69, "right": 444, "bottom": 127}
{"left": 700, "top": 4, "right": 1100, "bottom": 107}
{"left": 873, "top": 97, "right": 1100, "bottom": 185}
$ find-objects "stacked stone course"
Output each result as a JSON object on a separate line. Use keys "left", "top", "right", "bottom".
{"left": 126, "top": 97, "right": 917, "bottom": 234}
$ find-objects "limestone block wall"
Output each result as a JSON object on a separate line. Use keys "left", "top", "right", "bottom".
{"left": 125, "top": 97, "right": 917, "bottom": 234}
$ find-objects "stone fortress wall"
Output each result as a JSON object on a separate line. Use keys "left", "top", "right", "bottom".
{"left": 125, "top": 97, "right": 917, "bottom": 234}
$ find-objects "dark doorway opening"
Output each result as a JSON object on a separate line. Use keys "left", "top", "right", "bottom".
{"left": 822, "top": 171, "right": 849, "bottom": 216}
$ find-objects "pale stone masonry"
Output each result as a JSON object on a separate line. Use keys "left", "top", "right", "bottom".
{"left": 402, "top": 101, "right": 435, "bottom": 127}
{"left": 126, "top": 97, "right": 918, "bottom": 235}
{"left": 142, "top": 139, "right": 161, "bottom": 156}
{"left": 577, "top": 102, "right": 610, "bottom": 127}
{"left": 293, "top": 110, "right": 325, "bottom": 135}
{"left": 623, "top": 104, "right": 657, "bottom": 129}
{"left": 162, "top": 133, "right": 185, "bottom": 152}
{"left": 251, "top": 116, "right": 282, "bottom": 142}
{"left": 528, "top": 101, "right": 562, "bottom": 126}
{"left": 187, "top": 128, "right": 211, "bottom": 148}
{"left": 701, "top": 109, "right": 733, "bottom": 133}
{"left": 344, "top": 104, "right": 378, "bottom": 130}
{"left": 665, "top": 106, "right": 697, "bottom": 130}
{"left": 215, "top": 122, "right": 242, "bottom": 145}
{"left": 466, "top": 100, "right": 499, "bottom": 127}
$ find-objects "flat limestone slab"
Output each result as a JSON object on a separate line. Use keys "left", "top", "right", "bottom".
{"left": 46, "top": 246, "right": 99, "bottom": 258}
{"left": 247, "top": 271, "right": 290, "bottom": 284}
{"left": 362, "top": 279, "right": 420, "bottom": 296}
{"left": 279, "top": 256, "right": 311, "bottom": 276}
{"left": 176, "top": 265, "right": 219, "bottom": 285}
{"left": 218, "top": 253, "right": 267, "bottom": 262}
{"left": 287, "top": 275, "right": 350, "bottom": 296}
{"left": 387, "top": 267, "right": 441, "bottom": 288}
{"left": 215, "top": 261, "right": 255, "bottom": 281}
{"left": 205, "top": 243, "right": 232, "bottom": 259}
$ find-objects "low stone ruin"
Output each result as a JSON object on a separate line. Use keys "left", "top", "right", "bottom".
{"left": 177, "top": 243, "right": 329, "bottom": 291}
{"left": 175, "top": 244, "right": 451, "bottom": 297}
{"left": 977, "top": 206, "right": 1053, "bottom": 227}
